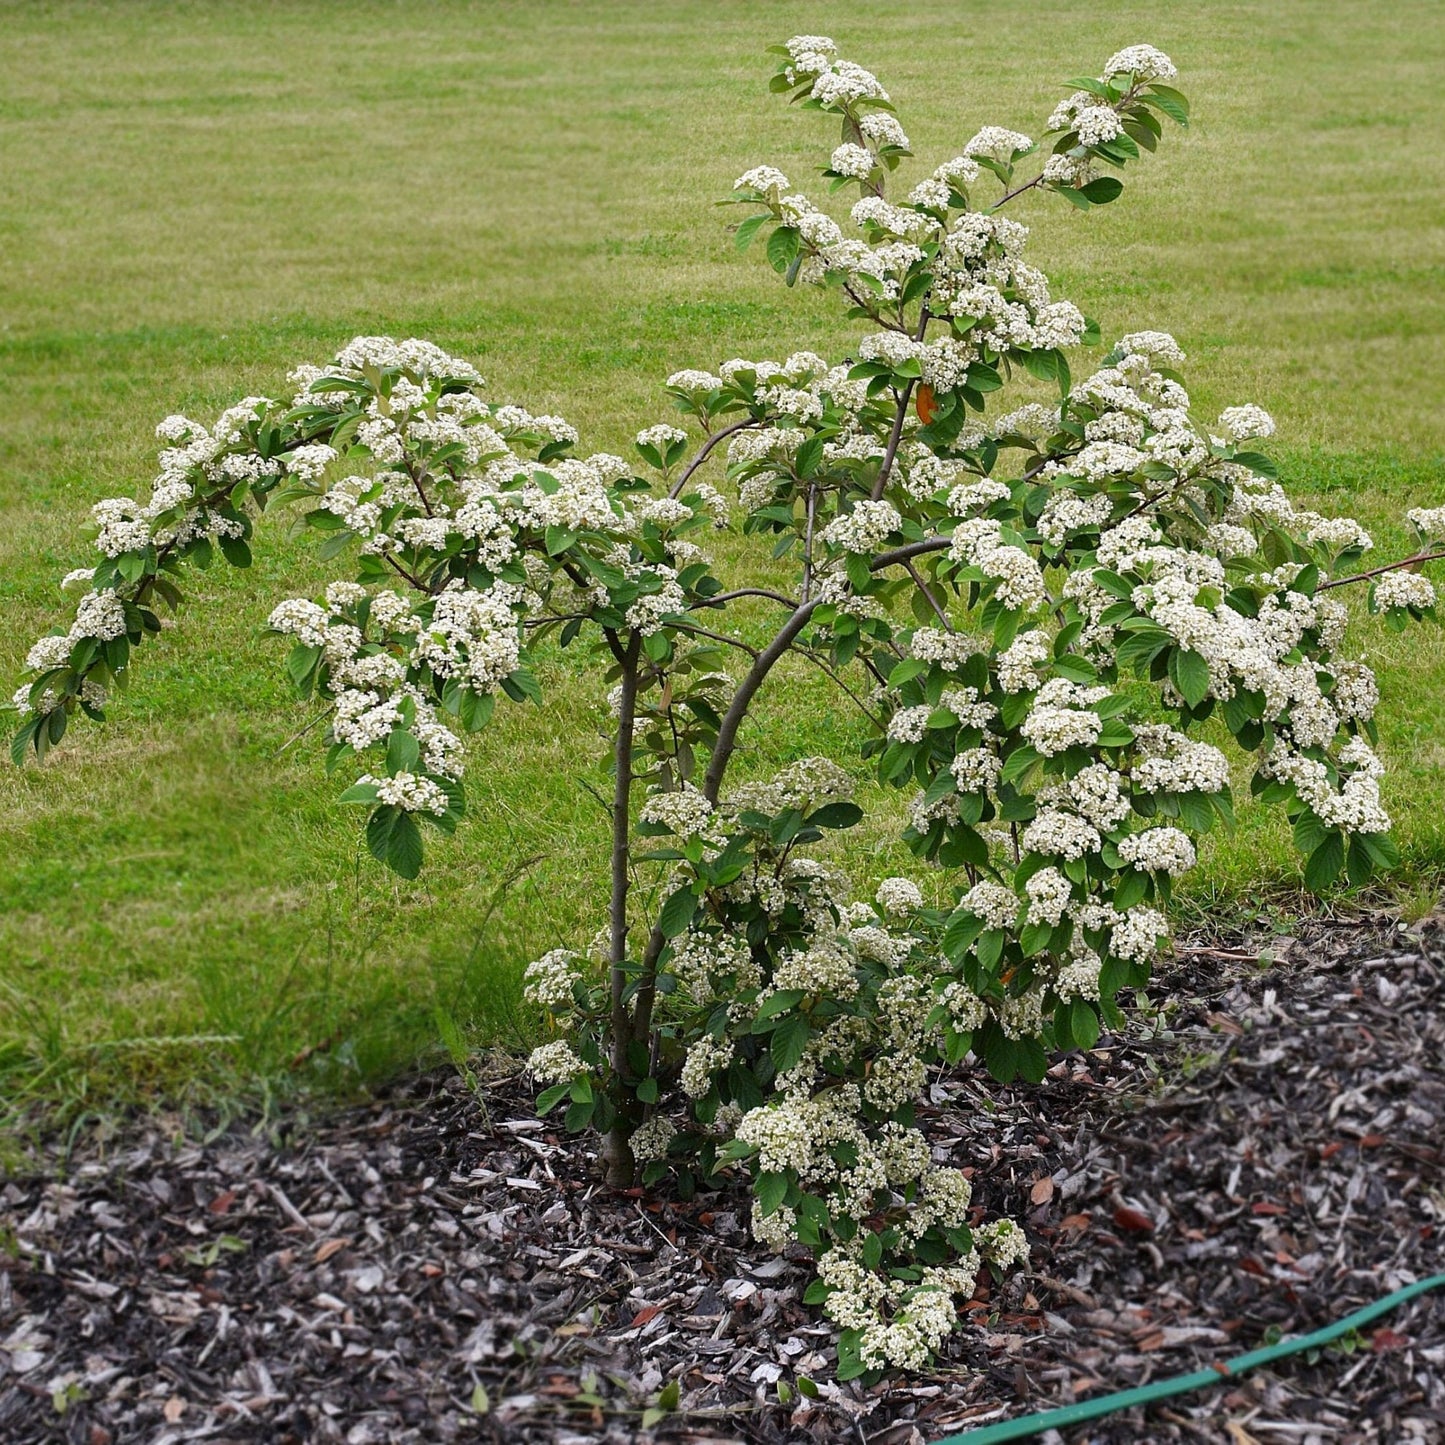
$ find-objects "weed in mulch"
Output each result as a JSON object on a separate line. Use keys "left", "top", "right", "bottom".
{"left": 2, "top": 916, "right": 1442, "bottom": 1443}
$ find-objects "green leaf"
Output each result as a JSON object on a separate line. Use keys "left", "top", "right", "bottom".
{"left": 658, "top": 885, "right": 698, "bottom": 938}
{"left": 771, "top": 1013, "right": 810, "bottom": 1073}
{"left": 1358, "top": 831, "right": 1400, "bottom": 870}
{"left": 535, "top": 1082, "right": 570, "bottom": 1114}
{"left": 386, "top": 810, "right": 424, "bottom": 879}
{"left": 1113, "top": 869, "right": 1149, "bottom": 911}
{"left": 636, "top": 1076, "right": 659, "bottom": 1104}
{"left": 753, "top": 989, "right": 807, "bottom": 1025}
{"left": 10, "top": 719, "right": 39, "bottom": 767}
{"left": 794, "top": 435, "right": 824, "bottom": 478}
{"left": 1000, "top": 744, "right": 1041, "bottom": 785}
{"left": 766, "top": 225, "right": 801, "bottom": 273}
{"left": 1346, "top": 835, "right": 1373, "bottom": 888}
{"left": 1145, "top": 84, "right": 1190, "bottom": 124}
{"left": 942, "top": 908, "right": 985, "bottom": 962}
{"left": 1097, "top": 719, "right": 1137, "bottom": 748}
{"left": 844, "top": 552, "right": 872, "bottom": 591}
{"left": 1293, "top": 810, "right": 1330, "bottom": 860}
{"left": 219, "top": 536, "right": 252, "bottom": 568}
{"left": 984, "top": 1030, "right": 1021, "bottom": 1083}
{"left": 808, "top": 801, "right": 864, "bottom": 831}
{"left": 286, "top": 642, "right": 322, "bottom": 693}
{"left": 734, "top": 213, "right": 768, "bottom": 251}
{"left": 1020, "top": 349, "right": 1058, "bottom": 384}
{"left": 1170, "top": 648, "right": 1211, "bottom": 708}
{"left": 1020, "top": 920, "right": 1053, "bottom": 957}
{"left": 386, "top": 728, "right": 420, "bottom": 774}
{"left": 756, "top": 1170, "right": 789, "bottom": 1217}
{"left": 366, "top": 805, "right": 399, "bottom": 866}
{"left": 836, "top": 1328, "right": 867, "bottom": 1381}
{"left": 1079, "top": 177, "right": 1124, "bottom": 205}
{"left": 1231, "top": 451, "right": 1277, "bottom": 479}
{"left": 861, "top": 1231, "right": 883, "bottom": 1270}
{"left": 1067, "top": 997, "right": 1101, "bottom": 1050}
{"left": 1304, "top": 830, "right": 1345, "bottom": 892}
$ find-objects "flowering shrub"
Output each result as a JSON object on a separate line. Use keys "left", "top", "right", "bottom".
{"left": 12, "top": 35, "right": 1443, "bottom": 1376}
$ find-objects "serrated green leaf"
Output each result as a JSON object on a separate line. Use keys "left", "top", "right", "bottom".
{"left": 1304, "top": 830, "right": 1345, "bottom": 892}
{"left": 1171, "top": 648, "right": 1211, "bottom": 708}
{"left": 771, "top": 1013, "right": 810, "bottom": 1073}
{"left": 658, "top": 885, "right": 698, "bottom": 938}
{"left": 756, "top": 1170, "right": 789, "bottom": 1217}
{"left": 386, "top": 810, "right": 424, "bottom": 879}
{"left": 1079, "top": 176, "right": 1124, "bottom": 204}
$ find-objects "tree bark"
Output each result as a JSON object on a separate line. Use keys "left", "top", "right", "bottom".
{"left": 603, "top": 631, "right": 642, "bottom": 1188}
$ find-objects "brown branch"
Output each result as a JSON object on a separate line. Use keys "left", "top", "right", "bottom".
{"left": 870, "top": 537, "right": 952, "bottom": 571}
{"left": 602, "top": 630, "right": 643, "bottom": 1186}
{"left": 796, "top": 647, "right": 885, "bottom": 730}
{"left": 669, "top": 417, "right": 757, "bottom": 500}
{"left": 868, "top": 307, "right": 931, "bottom": 501}
{"left": 670, "top": 620, "right": 759, "bottom": 660}
{"left": 691, "top": 586, "right": 800, "bottom": 610}
{"left": 993, "top": 172, "right": 1046, "bottom": 210}
{"left": 383, "top": 554, "right": 431, "bottom": 592}
{"left": 702, "top": 600, "right": 820, "bottom": 803}
{"left": 1319, "top": 548, "right": 1445, "bottom": 592}
{"left": 904, "top": 558, "right": 952, "bottom": 629}
{"left": 802, "top": 485, "right": 818, "bottom": 601}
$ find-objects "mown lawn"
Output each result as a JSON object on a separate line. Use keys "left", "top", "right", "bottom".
{"left": 1, "top": 0, "right": 1442, "bottom": 1124}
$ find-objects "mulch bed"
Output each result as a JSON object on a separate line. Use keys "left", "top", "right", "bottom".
{"left": 2, "top": 915, "right": 1443, "bottom": 1444}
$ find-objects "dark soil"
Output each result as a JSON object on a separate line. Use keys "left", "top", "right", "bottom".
{"left": 2, "top": 915, "right": 1442, "bottom": 1444}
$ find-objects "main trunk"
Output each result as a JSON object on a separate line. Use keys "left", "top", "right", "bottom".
{"left": 604, "top": 631, "right": 643, "bottom": 1189}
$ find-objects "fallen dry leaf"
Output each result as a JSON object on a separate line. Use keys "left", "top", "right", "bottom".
{"left": 1112, "top": 1206, "right": 1155, "bottom": 1234}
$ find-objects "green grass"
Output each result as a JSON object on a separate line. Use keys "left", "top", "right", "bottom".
{"left": 1, "top": 0, "right": 1443, "bottom": 1127}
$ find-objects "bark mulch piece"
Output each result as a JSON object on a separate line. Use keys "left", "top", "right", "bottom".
{"left": 2, "top": 915, "right": 1442, "bottom": 1444}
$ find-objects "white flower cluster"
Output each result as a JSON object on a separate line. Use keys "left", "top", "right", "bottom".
{"left": 1265, "top": 743, "right": 1391, "bottom": 834}
{"left": 1019, "top": 678, "right": 1108, "bottom": 756}
{"left": 636, "top": 423, "right": 688, "bottom": 454}
{"left": 876, "top": 876, "right": 923, "bottom": 916}
{"left": 1407, "top": 506, "right": 1445, "bottom": 540}
{"left": 960, "top": 879, "right": 1019, "bottom": 930}
{"left": 526, "top": 1040, "right": 583, "bottom": 1084}
{"left": 356, "top": 771, "right": 450, "bottom": 816}
{"left": 1131, "top": 726, "right": 1231, "bottom": 794}
{"left": 1118, "top": 826, "right": 1197, "bottom": 876}
{"left": 909, "top": 627, "right": 984, "bottom": 672}
{"left": 949, "top": 519, "right": 1048, "bottom": 611}
{"left": 963, "top": 126, "right": 1032, "bottom": 162}
{"left": 821, "top": 500, "right": 901, "bottom": 555}
{"left": 996, "top": 630, "right": 1051, "bottom": 692}
{"left": 639, "top": 784, "right": 718, "bottom": 840}
{"left": 629, "top": 1114, "right": 677, "bottom": 1163}
{"left": 1375, "top": 572, "right": 1435, "bottom": 611}
{"left": 735, "top": 165, "right": 790, "bottom": 197}
{"left": 1047, "top": 92, "right": 1124, "bottom": 146}
{"left": 1103, "top": 44, "right": 1177, "bottom": 81}
{"left": 1026, "top": 867, "right": 1073, "bottom": 926}
{"left": 523, "top": 948, "right": 582, "bottom": 1009}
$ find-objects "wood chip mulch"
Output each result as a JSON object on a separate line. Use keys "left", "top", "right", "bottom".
{"left": 2, "top": 916, "right": 1443, "bottom": 1444}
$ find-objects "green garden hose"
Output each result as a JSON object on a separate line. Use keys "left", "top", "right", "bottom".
{"left": 933, "top": 1272, "right": 1445, "bottom": 1444}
